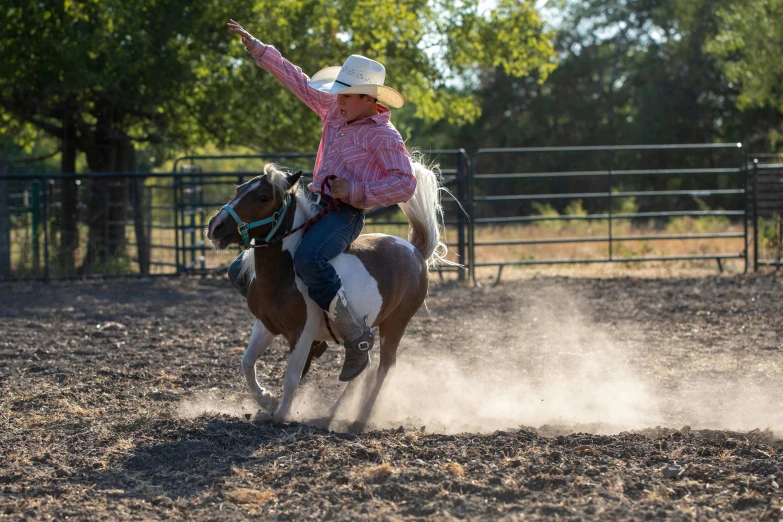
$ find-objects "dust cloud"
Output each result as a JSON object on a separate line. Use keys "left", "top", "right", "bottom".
{"left": 179, "top": 286, "right": 781, "bottom": 436}
{"left": 178, "top": 388, "right": 258, "bottom": 420}
{"left": 344, "top": 287, "right": 662, "bottom": 434}
{"left": 295, "top": 285, "right": 782, "bottom": 435}
{"left": 658, "top": 375, "right": 783, "bottom": 434}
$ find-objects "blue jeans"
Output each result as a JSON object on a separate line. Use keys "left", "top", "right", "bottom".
{"left": 228, "top": 198, "right": 364, "bottom": 309}
{"left": 294, "top": 201, "right": 365, "bottom": 310}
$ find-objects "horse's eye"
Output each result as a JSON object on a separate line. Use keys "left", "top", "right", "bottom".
{"left": 258, "top": 194, "right": 270, "bottom": 203}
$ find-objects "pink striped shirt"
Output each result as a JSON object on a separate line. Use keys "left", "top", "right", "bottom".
{"left": 248, "top": 40, "right": 416, "bottom": 210}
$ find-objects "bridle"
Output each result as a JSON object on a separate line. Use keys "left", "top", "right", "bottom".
{"left": 221, "top": 174, "right": 341, "bottom": 249}
{"left": 221, "top": 196, "right": 289, "bottom": 248}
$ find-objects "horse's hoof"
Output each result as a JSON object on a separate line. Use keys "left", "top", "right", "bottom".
{"left": 257, "top": 392, "right": 279, "bottom": 413}
{"left": 251, "top": 409, "right": 273, "bottom": 424}
{"left": 272, "top": 407, "right": 289, "bottom": 422}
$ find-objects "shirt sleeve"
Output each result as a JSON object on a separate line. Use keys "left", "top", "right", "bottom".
{"left": 247, "top": 39, "right": 333, "bottom": 120}
{"left": 350, "top": 138, "right": 417, "bottom": 208}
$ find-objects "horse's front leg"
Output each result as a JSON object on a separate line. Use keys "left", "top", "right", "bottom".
{"left": 242, "top": 320, "right": 278, "bottom": 412}
{"left": 273, "top": 324, "right": 315, "bottom": 420}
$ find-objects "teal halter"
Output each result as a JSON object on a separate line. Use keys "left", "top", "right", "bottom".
{"left": 221, "top": 196, "right": 289, "bottom": 247}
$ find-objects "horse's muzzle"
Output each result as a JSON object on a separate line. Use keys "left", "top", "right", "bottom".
{"left": 207, "top": 211, "right": 235, "bottom": 249}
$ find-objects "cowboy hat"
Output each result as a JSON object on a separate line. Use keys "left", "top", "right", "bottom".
{"left": 308, "top": 55, "right": 404, "bottom": 108}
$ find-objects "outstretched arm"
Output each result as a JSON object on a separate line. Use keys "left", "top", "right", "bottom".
{"left": 227, "top": 19, "right": 333, "bottom": 119}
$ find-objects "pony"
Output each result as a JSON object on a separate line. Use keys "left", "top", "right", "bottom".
{"left": 206, "top": 160, "right": 448, "bottom": 424}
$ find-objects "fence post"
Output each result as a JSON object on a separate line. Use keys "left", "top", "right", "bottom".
{"left": 31, "top": 179, "right": 40, "bottom": 274}
{"left": 174, "top": 176, "right": 181, "bottom": 274}
{"left": 42, "top": 176, "right": 50, "bottom": 281}
{"left": 0, "top": 175, "right": 10, "bottom": 278}
{"left": 130, "top": 175, "right": 150, "bottom": 275}
{"left": 469, "top": 152, "right": 477, "bottom": 286}
{"left": 752, "top": 160, "right": 759, "bottom": 272}
{"left": 456, "top": 150, "right": 467, "bottom": 281}
{"left": 199, "top": 175, "right": 206, "bottom": 273}
{"left": 607, "top": 151, "right": 615, "bottom": 261}
{"left": 739, "top": 148, "right": 756, "bottom": 274}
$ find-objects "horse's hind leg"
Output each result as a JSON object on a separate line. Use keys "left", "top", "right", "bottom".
{"left": 243, "top": 320, "right": 278, "bottom": 411}
{"left": 327, "top": 359, "right": 368, "bottom": 419}
{"left": 354, "top": 319, "right": 406, "bottom": 427}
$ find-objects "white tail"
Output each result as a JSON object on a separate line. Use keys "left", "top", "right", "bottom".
{"left": 399, "top": 157, "right": 450, "bottom": 268}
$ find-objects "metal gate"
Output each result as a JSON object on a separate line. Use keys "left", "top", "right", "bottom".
{"left": 751, "top": 155, "right": 783, "bottom": 269}
{"left": 468, "top": 144, "right": 749, "bottom": 284}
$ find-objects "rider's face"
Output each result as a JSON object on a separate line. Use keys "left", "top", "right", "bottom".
{"left": 337, "top": 93, "right": 376, "bottom": 123}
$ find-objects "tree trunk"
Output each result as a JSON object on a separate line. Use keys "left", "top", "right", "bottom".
{"left": 127, "top": 144, "right": 150, "bottom": 275}
{"left": 81, "top": 100, "right": 130, "bottom": 273}
{"left": 59, "top": 103, "right": 80, "bottom": 274}
{"left": 0, "top": 163, "right": 10, "bottom": 278}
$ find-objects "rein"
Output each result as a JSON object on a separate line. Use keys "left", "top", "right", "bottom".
{"left": 252, "top": 174, "right": 341, "bottom": 249}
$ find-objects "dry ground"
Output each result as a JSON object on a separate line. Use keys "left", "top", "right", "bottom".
{"left": 1, "top": 271, "right": 782, "bottom": 521}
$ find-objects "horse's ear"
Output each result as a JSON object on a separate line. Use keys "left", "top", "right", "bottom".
{"left": 286, "top": 171, "right": 302, "bottom": 189}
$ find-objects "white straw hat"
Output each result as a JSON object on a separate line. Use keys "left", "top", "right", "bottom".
{"left": 308, "top": 55, "right": 404, "bottom": 108}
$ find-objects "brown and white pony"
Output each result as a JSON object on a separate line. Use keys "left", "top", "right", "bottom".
{"left": 206, "top": 161, "right": 447, "bottom": 424}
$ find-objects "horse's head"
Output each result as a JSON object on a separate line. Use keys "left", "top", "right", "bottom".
{"left": 207, "top": 164, "right": 302, "bottom": 250}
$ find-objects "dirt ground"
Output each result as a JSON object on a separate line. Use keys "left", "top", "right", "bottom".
{"left": 1, "top": 270, "right": 782, "bottom": 521}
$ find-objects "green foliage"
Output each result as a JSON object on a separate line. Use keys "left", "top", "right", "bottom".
{"left": 416, "top": 0, "right": 781, "bottom": 154}
{"left": 1, "top": 0, "right": 256, "bottom": 160}
{"left": 666, "top": 215, "right": 731, "bottom": 234}
{"left": 613, "top": 196, "right": 639, "bottom": 215}
{"left": 531, "top": 201, "right": 562, "bottom": 231}
{"left": 756, "top": 215, "right": 782, "bottom": 251}
{"left": 706, "top": 0, "right": 783, "bottom": 117}
{"left": 531, "top": 201, "right": 559, "bottom": 217}
{"left": 0, "top": 0, "right": 556, "bottom": 160}
{"left": 564, "top": 199, "right": 588, "bottom": 217}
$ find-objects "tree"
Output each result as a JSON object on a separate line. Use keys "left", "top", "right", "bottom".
{"left": 706, "top": 0, "right": 783, "bottom": 147}
{"left": 1, "top": 0, "right": 556, "bottom": 272}
{"left": 409, "top": 0, "right": 779, "bottom": 217}
{"left": 2, "top": 1, "right": 256, "bottom": 271}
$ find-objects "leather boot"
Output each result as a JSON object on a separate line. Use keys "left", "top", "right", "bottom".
{"left": 327, "top": 287, "right": 374, "bottom": 381}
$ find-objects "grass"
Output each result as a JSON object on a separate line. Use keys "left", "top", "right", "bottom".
{"left": 471, "top": 219, "right": 746, "bottom": 265}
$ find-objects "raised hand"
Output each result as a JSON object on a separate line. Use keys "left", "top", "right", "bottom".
{"left": 226, "top": 19, "right": 256, "bottom": 49}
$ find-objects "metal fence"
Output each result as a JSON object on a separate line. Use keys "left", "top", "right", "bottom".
{"left": 0, "top": 150, "right": 468, "bottom": 281}
{"left": 468, "top": 143, "right": 749, "bottom": 284}
{"left": 751, "top": 155, "right": 783, "bottom": 269}
{"left": 2, "top": 144, "right": 777, "bottom": 283}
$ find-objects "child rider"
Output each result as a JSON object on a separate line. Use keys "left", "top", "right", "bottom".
{"left": 226, "top": 19, "right": 416, "bottom": 382}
